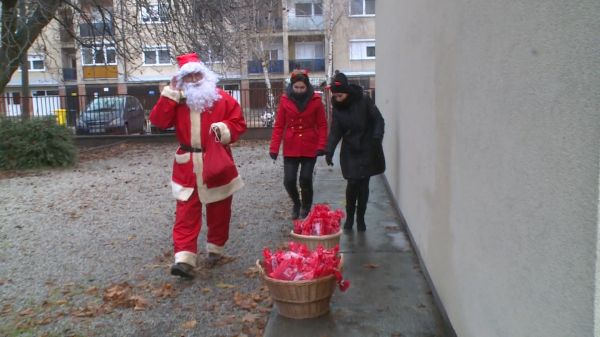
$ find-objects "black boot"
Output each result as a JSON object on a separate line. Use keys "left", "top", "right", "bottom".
{"left": 356, "top": 206, "right": 366, "bottom": 232}
{"left": 356, "top": 178, "right": 370, "bottom": 232}
{"left": 344, "top": 204, "right": 355, "bottom": 231}
{"left": 300, "top": 187, "right": 313, "bottom": 218}
{"left": 292, "top": 202, "right": 301, "bottom": 220}
{"left": 170, "top": 262, "right": 195, "bottom": 278}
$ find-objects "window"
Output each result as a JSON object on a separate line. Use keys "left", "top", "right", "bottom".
{"left": 295, "top": 42, "right": 324, "bottom": 59}
{"left": 141, "top": 2, "right": 169, "bottom": 23}
{"left": 349, "top": 40, "right": 376, "bottom": 60}
{"left": 264, "top": 49, "right": 278, "bottom": 60}
{"left": 350, "top": 0, "right": 375, "bottom": 16}
{"left": 143, "top": 46, "right": 171, "bottom": 65}
{"left": 79, "top": 8, "right": 114, "bottom": 37}
{"left": 82, "top": 44, "right": 117, "bottom": 65}
{"left": 19, "top": 55, "right": 45, "bottom": 71}
{"left": 33, "top": 90, "right": 59, "bottom": 96}
{"left": 295, "top": 2, "right": 323, "bottom": 17}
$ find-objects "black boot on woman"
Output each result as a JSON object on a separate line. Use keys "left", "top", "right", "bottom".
{"left": 344, "top": 204, "right": 355, "bottom": 231}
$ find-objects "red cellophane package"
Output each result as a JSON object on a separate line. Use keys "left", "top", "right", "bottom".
{"left": 293, "top": 204, "right": 344, "bottom": 236}
{"left": 262, "top": 242, "right": 350, "bottom": 291}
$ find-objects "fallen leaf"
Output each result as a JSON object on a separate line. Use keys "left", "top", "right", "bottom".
{"left": 36, "top": 316, "right": 53, "bottom": 325}
{"left": 85, "top": 286, "right": 98, "bottom": 295}
{"left": 243, "top": 266, "right": 259, "bottom": 278}
{"left": 154, "top": 283, "right": 177, "bottom": 298}
{"left": 364, "top": 263, "right": 379, "bottom": 269}
{"left": 241, "top": 312, "right": 260, "bottom": 323}
{"left": 182, "top": 319, "right": 197, "bottom": 329}
{"left": 201, "top": 287, "right": 212, "bottom": 294}
{"left": 19, "top": 308, "right": 34, "bottom": 316}
{"left": 0, "top": 304, "right": 12, "bottom": 316}
{"left": 216, "top": 282, "right": 235, "bottom": 289}
{"left": 234, "top": 292, "right": 258, "bottom": 310}
{"left": 131, "top": 296, "right": 149, "bottom": 311}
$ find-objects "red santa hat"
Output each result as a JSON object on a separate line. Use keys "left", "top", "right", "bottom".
{"left": 176, "top": 53, "right": 207, "bottom": 79}
{"left": 174, "top": 52, "right": 220, "bottom": 87}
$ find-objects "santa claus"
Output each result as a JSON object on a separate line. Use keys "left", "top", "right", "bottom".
{"left": 150, "top": 52, "right": 247, "bottom": 278}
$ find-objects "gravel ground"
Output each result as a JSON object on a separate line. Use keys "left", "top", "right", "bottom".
{"left": 0, "top": 139, "right": 295, "bottom": 337}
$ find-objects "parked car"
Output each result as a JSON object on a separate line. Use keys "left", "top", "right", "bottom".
{"left": 76, "top": 95, "right": 146, "bottom": 135}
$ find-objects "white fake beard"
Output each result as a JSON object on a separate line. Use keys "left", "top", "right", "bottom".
{"left": 182, "top": 79, "right": 220, "bottom": 112}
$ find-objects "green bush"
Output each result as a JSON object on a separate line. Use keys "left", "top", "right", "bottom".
{"left": 0, "top": 117, "right": 77, "bottom": 170}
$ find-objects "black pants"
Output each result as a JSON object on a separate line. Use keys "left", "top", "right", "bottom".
{"left": 345, "top": 177, "right": 370, "bottom": 226}
{"left": 283, "top": 157, "right": 316, "bottom": 210}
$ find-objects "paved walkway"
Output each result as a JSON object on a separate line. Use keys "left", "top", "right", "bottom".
{"left": 263, "top": 160, "right": 450, "bottom": 337}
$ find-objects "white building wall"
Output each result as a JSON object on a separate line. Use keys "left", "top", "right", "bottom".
{"left": 376, "top": 1, "right": 600, "bottom": 336}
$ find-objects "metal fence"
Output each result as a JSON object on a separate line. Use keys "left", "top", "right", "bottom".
{"left": 0, "top": 87, "right": 376, "bottom": 134}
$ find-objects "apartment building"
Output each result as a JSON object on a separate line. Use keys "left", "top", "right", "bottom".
{"left": 1, "top": 0, "right": 376, "bottom": 121}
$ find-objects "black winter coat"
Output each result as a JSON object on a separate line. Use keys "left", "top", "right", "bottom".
{"left": 326, "top": 85, "right": 385, "bottom": 179}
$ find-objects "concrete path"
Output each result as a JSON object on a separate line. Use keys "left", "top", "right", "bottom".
{"left": 263, "top": 161, "right": 450, "bottom": 337}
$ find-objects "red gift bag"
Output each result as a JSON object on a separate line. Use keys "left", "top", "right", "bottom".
{"left": 202, "top": 131, "right": 238, "bottom": 188}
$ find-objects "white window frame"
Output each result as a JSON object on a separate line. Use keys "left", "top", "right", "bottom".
{"left": 349, "top": 0, "right": 375, "bottom": 17}
{"left": 81, "top": 43, "right": 117, "bottom": 66}
{"left": 18, "top": 55, "right": 45, "bottom": 72}
{"left": 295, "top": 42, "right": 325, "bottom": 59}
{"left": 140, "top": 2, "right": 169, "bottom": 23}
{"left": 349, "top": 39, "right": 376, "bottom": 60}
{"left": 143, "top": 46, "right": 171, "bottom": 66}
{"left": 295, "top": 2, "right": 323, "bottom": 17}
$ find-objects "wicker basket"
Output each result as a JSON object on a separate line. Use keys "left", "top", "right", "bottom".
{"left": 289, "top": 229, "right": 342, "bottom": 250}
{"left": 257, "top": 254, "right": 344, "bottom": 319}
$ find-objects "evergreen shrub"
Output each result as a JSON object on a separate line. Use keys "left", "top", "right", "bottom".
{"left": 0, "top": 117, "right": 77, "bottom": 170}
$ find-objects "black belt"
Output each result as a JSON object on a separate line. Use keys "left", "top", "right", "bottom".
{"left": 179, "top": 144, "right": 203, "bottom": 153}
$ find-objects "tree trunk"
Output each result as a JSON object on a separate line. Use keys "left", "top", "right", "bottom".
{"left": 325, "top": 0, "right": 335, "bottom": 81}
{"left": 0, "top": 0, "right": 61, "bottom": 94}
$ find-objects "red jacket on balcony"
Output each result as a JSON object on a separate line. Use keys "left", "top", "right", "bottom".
{"left": 269, "top": 93, "right": 328, "bottom": 158}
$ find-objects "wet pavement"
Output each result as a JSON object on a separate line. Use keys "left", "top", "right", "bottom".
{"left": 263, "top": 160, "right": 450, "bottom": 337}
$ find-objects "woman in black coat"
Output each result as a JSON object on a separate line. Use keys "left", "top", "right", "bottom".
{"left": 325, "top": 72, "right": 385, "bottom": 232}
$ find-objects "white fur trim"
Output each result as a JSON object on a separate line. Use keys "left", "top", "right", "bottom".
{"left": 190, "top": 110, "right": 201, "bottom": 148}
{"left": 174, "top": 251, "right": 197, "bottom": 267}
{"left": 206, "top": 243, "right": 224, "bottom": 255}
{"left": 177, "top": 62, "right": 220, "bottom": 83}
{"left": 211, "top": 122, "right": 231, "bottom": 145}
{"left": 161, "top": 86, "right": 181, "bottom": 102}
{"left": 171, "top": 181, "right": 194, "bottom": 201}
{"left": 198, "top": 175, "right": 244, "bottom": 204}
{"left": 175, "top": 151, "right": 191, "bottom": 164}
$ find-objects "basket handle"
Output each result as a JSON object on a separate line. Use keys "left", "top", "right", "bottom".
{"left": 256, "top": 259, "right": 265, "bottom": 276}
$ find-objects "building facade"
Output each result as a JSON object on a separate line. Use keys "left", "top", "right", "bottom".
{"left": 1, "top": 0, "right": 376, "bottom": 125}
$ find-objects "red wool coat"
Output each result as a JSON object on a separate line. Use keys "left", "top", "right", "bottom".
{"left": 269, "top": 93, "right": 328, "bottom": 157}
{"left": 150, "top": 86, "right": 247, "bottom": 203}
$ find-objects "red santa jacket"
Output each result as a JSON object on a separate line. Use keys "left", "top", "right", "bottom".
{"left": 269, "top": 93, "right": 327, "bottom": 157}
{"left": 150, "top": 86, "right": 247, "bottom": 203}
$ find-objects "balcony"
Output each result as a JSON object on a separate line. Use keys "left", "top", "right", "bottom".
{"left": 63, "top": 68, "right": 77, "bottom": 81}
{"left": 289, "top": 59, "right": 325, "bottom": 72}
{"left": 288, "top": 16, "right": 324, "bottom": 31}
{"left": 248, "top": 60, "right": 284, "bottom": 74}
{"left": 79, "top": 21, "right": 114, "bottom": 38}
{"left": 257, "top": 17, "right": 283, "bottom": 32}
{"left": 82, "top": 65, "right": 118, "bottom": 79}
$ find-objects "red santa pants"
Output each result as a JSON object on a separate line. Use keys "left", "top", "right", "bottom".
{"left": 173, "top": 188, "right": 232, "bottom": 257}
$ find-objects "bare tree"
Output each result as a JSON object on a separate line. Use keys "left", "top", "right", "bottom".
{"left": 324, "top": 0, "right": 343, "bottom": 81}
{"left": 234, "top": 0, "right": 282, "bottom": 114}
{"left": 130, "top": 0, "right": 242, "bottom": 74}
{"left": 0, "top": 0, "right": 62, "bottom": 118}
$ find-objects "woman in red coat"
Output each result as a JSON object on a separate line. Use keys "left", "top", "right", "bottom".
{"left": 269, "top": 70, "right": 328, "bottom": 219}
